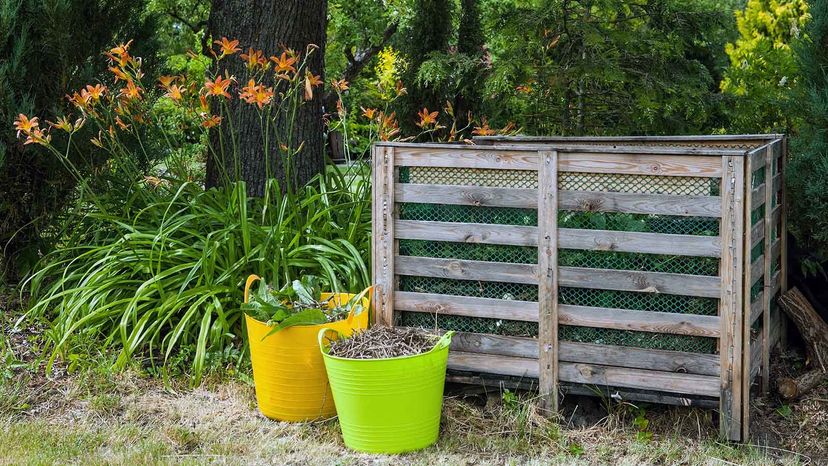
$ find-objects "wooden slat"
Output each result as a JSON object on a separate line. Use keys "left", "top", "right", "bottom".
{"left": 562, "top": 384, "right": 718, "bottom": 409}
{"left": 750, "top": 338, "right": 762, "bottom": 381}
{"left": 749, "top": 145, "right": 767, "bottom": 172}
{"left": 446, "top": 332, "right": 720, "bottom": 376}
{"left": 538, "top": 150, "right": 559, "bottom": 413}
{"left": 750, "top": 256, "right": 764, "bottom": 286}
{"left": 395, "top": 183, "right": 722, "bottom": 217}
{"left": 395, "top": 183, "right": 536, "bottom": 209}
{"left": 780, "top": 137, "right": 789, "bottom": 350}
{"left": 749, "top": 173, "right": 782, "bottom": 210}
{"left": 559, "top": 267, "right": 721, "bottom": 298}
{"left": 770, "top": 270, "right": 782, "bottom": 297}
{"left": 750, "top": 205, "right": 781, "bottom": 246}
{"left": 560, "top": 191, "right": 722, "bottom": 217}
{"left": 560, "top": 229, "right": 721, "bottom": 258}
{"left": 397, "top": 293, "right": 720, "bottom": 336}
{"left": 392, "top": 146, "right": 722, "bottom": 177}
{"left": 395, "top": 255, "right": 537, "bottom": 284}
{"left": 559, "top": 363, "right": 721, "bottom": 397}
{"left": 719, "top": 155, "right": 745, "bottom": 441}
{"left": 396, "top": 220, "right": 721, "bottom": 258}
{"left": 372, "top": 145, "right": 396, "bottom": 326}
{"left": 557, "top": 153, "right": 722, "bottom": 177}
{"left": 750, "top": 291, "right": 764, "bottom": 325}
{"left": 395, "top": 256, "right": 721, "bottom": 298}
{"left": 473, "top": 134, "right": 781, "bottom": 147}
{"left": 394, "top": 292, "right": 538, "bottom": 322}
{"left": 395, "top": 220, "right": 537, "bottom": 247}
{"left": 394, "top": 147, "right": 539, "bottom": 170}
{"left": 449, "top": 351, "right": 539, "bottom": 378}
{"left": 559, "top": 304, "right": 720, "bottom": 337}
{"left": 449, "top": 352, "right": 721, "bottom": 397}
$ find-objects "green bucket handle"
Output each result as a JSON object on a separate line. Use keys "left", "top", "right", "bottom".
{"left": 318, "top": 327, "right": 454, "bottom": 357}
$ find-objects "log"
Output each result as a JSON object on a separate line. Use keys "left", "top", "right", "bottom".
{"left": 777, "top": 287, "right": 828, "bottom": 399}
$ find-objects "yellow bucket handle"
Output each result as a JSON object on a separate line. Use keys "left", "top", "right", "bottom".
{"left": 244, "top": 274, "right": 261, "bottom": 304}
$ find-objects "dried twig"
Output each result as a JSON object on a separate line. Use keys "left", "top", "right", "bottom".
{"left": 327, "top": 326, "right": 438, "bottom": 359}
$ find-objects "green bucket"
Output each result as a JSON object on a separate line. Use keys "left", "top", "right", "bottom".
{"left": 318, "top": 328, "right": 454, "bottom": 454}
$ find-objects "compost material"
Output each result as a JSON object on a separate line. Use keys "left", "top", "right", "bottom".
{"left": 328, "top": 326, "right": 437, "bottom": 359}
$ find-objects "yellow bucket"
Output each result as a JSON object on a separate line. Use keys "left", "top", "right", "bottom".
{"left": 244, "top": 275, "right": 370, "bottom": 421}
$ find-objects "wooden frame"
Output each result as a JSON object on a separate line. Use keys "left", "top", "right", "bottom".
{"left": 372, "top": 135, "right": 786, "bottom": 442}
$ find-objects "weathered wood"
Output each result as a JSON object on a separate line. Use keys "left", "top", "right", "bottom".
{"left": 371, "top": 146, "right": 396, "bottom": 326}
{"left": 395, "top": 220, "right": 537, "bottom": 247}
{"left": 750, "top": 256, "right": 764, "bottom": 287}
{"left": 394, "top": 147, "right": 539, "bottom": 170}
{"left": 762, "top": 144, "right": 775, "bottom": 393}
{"left": 395, "top": 256, "right": 721, "bottom": 298}
{"left": 559, "top": 304, "right": 720, "bottom": 337}
{"left": 443, "top": 331, "right": 719, "bottom": 376}
{"left": 750, "top": 337, "right": 762, "bottom": 381}
{"left": 562, "top": 384, "right": 719, "bottom": 409}
{"left": 778, "top": 288, "right": 828, "bottom": 373}
{"left": 741, "top": 152, "right": 754, "bottom": 441}
{"left": 558, "top": 363, "right": 721, "bottom": 397}
{"left": 491, "top": 142, "right": 748, "bottom": 157}
{"left": 449, "top": 351, "right": 721, "bottom": 397}
{"left": 473, "top": 134, "right": 782, "bottom": 147}
{"left": 779, "top": 138, "right": 789, "bottom": 350}
{"left": 392, "top": 145, "right": 722, "bottom": 177}
{"left": 719, "top": 155, "right": 745, "bottom": 441}
{"left": 779, "top": 370, "right": 828, "bottom": 400}
{"left": 538, "top": 150, "right": 559, "bottom": 413}
{"left": 560, "top": 229, "right": 721, "bottom": 258}
{"left": 750, "top": 205, "right": 782, "bottom": 246}
{"left": 394, "top": 292, "right": 538, "bottom": 322}
{"left": 395, "top": 183, "right": 722, "bottom": 217}
{"left": 750, "top": 291, "right": 764, "bottom": 325}
{"left": 560, "top": 267, "right": 721, "bottom": 298}
{"left": 749, "top": 173, "right": 782, "bottom": 210}
{"left": 396, "top": 220, "right": 721, "bottom": 257}
{"left": 560, "top": 190, "right": 722, "bottom": 217}
{"left": 557, "top": 153, "right": 723, "bottom": 177}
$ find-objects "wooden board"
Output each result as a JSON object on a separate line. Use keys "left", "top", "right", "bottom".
{"left": 742, "top": 153, "right": 755, "bottom": 441}
{"left": 558, "top": 304, "right": 720, "bottom": 337}
{"left": 394, "top": 256, "right": 721, "bottom": 298}
{"left": 394, "top": 292, "right": 539, "bottom": 322}
{"left": 762, "top": 144, "right": 775, "bottom": 393}
{"left": 372, "top": 146, "right": 396, "bottom": 326}
{"left": 397, "top": 220, "right": 721, "bottom": 257}
{"left": 395, "top": 183, "right": 722, "bottom": 217}
{"left": 719, "top": 155, "right": 745, "bottom": 441}
{"left": 444, "top": 331, "right": 720, "bottom": 376}
{"left": 394, "top": 147, "right": 539, "bottom": 170}
{"left": 538, "top": 150, "right": 559, "bottom": 412}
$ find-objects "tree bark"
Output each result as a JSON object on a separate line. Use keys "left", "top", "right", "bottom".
{"left": 207, "top": 0, "right": 327, "bottom": 195}
{"left": 777, "top": 287, "right": 828, "bottom": 399}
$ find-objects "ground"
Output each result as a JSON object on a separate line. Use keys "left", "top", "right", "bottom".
{"left": 1, "top": 293, "right": 825, "bottom": 465}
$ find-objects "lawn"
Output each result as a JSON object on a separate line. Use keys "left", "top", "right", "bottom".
{"left": 2, "top": 294, "right": 823, "bottom": 465}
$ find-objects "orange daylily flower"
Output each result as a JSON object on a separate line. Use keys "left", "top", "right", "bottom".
{"left": 106, "top": 40, "right": 133, "bottom": 67}
{"left": 361, "top": 107, "right": 377, "bottom": 120}
{"left": 201, "top": 115, "right": 222, "bottom": 128}
{"left": 271, "top": 51, "right": 297, "bottom": 75}
{"left": 472, "top": 118, "right": 496, "bottom": 136}
{"left": 199, "top": 95, "right": 210, "bottom": 113}
{"left": 395, "top": 80, "right": 407, "bottom": 97}
{"left": 13, "top": 114, "right": 39, "bottom": 138}
{"left": 239, "top": 79, "right": 274, "bottom": 109}
{"left": 119, "top": 80, "right": 142, "bottom": 101}
{"left": 204, "top": 75, "right": 234, "bottom": 99}
{"left": 378, "top": 111, "right": 400, "bottom": 141}
{"left": 416, "top": 108, "right": 439, "bottom": 128}
{"left": 303, "top": 71, "right": 323, "bottom": 101}
{"left": 158, "top": 75, "right": 176, "bottom": 89}
{"left": 67, "top": 91, "right": 91, "bottom": 110}
{"left": 23, "top": 128, "right": 51, "bottom": 146}
{"left": 214, "top": 37, "right": 241, "bottom": 57}
{"left": 330, "top": 79, "right": 349, "bottom": 92}
{"left": 84, "top": 84, "right": 107, "bottom": 102}
{"left": 47, "top": 116, "right": 73, "bottom": 132}
{"left": 165, "top": 84, "right": 185, "bottom": 101}
{"left": 240, "top": 48, "right": 268, "bottom": 70}
{"left": 115, "top": 115, "right": 131, "bottom": 130}
{"left": 109, "top": 66, "right": 130, "bottom": 82}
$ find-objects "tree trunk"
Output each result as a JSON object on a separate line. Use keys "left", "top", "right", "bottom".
{"left": 207, "top": 0, "right": 327, "bottom": 195}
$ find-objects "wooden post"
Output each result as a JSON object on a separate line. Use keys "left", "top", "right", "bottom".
{"left": 741, "top": 151, "right": 756, "bottom": 442}
{"left": 538, "top": 150, "right": 559, "bottom": 414}
{"left": 720, "top": 155, "right": 745, "bottom": 441}
{"left": 761, "top": 143, "right": 775, "bottom": 393}
{"left": 779, "top": 137, "right": 789, "bottom": 350}
{"left": 371, "top": 145, "right": 396, "bottom": 326}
